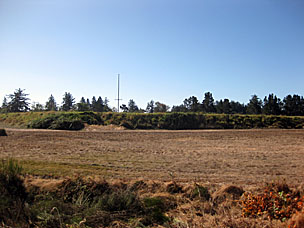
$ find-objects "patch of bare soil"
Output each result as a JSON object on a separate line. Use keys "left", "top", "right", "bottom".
{"left": 1, "top": 129, "right": 304, "bottom": 188}
{"left": 84, "top": 124, "right": 126, "bottom": 131}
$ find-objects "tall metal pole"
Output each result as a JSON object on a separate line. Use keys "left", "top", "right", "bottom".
{"left": 115, "top": 74, "right": 122, "bottom": 112}
{"left": 117, "top": 74, "right": 120, "bottom": 112}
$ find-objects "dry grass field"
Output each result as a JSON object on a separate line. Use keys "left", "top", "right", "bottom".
{"left": 1, "top": 127, "right": 304, "bottom": 227}
{"left": 1, "top": 128, "right": 303, "bottom": 187}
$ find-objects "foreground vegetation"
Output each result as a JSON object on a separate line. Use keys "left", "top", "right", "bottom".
{"left": 1, "top": 111, "right": 304, "bottom": 130}
{"left": 0, "top": 159, "right": 304, "bottom": 228}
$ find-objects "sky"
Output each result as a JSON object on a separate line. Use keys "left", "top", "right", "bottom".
{"left": 0, "top": 0, "right": 303, "bottom": 110}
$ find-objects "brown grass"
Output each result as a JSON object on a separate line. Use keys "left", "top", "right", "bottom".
{"left": 1, "top": 128, "right": 303, "bottom": 188}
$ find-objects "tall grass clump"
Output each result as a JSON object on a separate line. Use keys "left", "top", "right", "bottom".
{"left": 0, "top": 159, "right": 29, "bottom": 226}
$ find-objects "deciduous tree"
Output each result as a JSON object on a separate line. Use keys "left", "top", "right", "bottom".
{"left": 154, "top": 101, "right": 170, "bottom": 112}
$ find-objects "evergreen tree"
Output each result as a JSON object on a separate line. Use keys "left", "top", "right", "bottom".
{"left": 202, "top": 92, "right": 216, "bottom": 113}
{"left": 77, "top": 97, "right": 90, "bottom": 111}
{"left": 171, "top": 105, "right": 188, "bottom": 112}
{"left": 215, "top": 99, "right": 231, "bottom": 114}
{"left": 223, "top": 99, "right": 231, "bottom": 114}
{"left": 61, "top": 92, "right": 75, "bottom": 111}
{"left": 0, "top": 97, "right": 8, "bottom": 113}
{"left": 45, "top": 94, "right": 57, "bottom": 111}
{"left": 183, "top": 96, "right": 200, "bottom": 112}
{"left": 128, "top": 99, "right": 139, "bottom": 112}
{"left": 246, "top": 95, "right": 262, "bottom": 114}
{"left": 146, "top": 100, "right": 155, "bottom": 113}
{"left": 91, "top": 96, "right": 97, "bottom": 111}
{"left": 86, "top": 98, "right": 91, "bottom": 110}
{"left": 7, "top": 88, "right": 30, "bottom": 112}
{"left": 283, "top": 94, "right": 304, "bottom": 116}
{"left": 103, "top": 97, "right": 111, "bottom": 112}
{"left": 263, "top": 94, "right": 282, "bottom": 115}
{"left": 230, "top": 101, "right": 245, "bottom": 114}
{"left": 95, "top": 96, "right": 104, "bottom": 112}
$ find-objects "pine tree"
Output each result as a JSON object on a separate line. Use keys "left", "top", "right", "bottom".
{"left": 45, "top": 94, "right": 57, "bottom": 111}
{"left": 128, "top": 99, "right": 139, "bottom": 112}
{"left": 7, "top": 88, "right": 30, "bottom": 112}
{"left": 95, "top": 96, "right": 104, "bottom": 112}
{"left": 263, "top": 94, "right": 282, "bottom": 115}
{"left": 202, "top": 92, "right": 216, "bottom": 113}
{"left": 91, "top": 96, "right": 97, "bottom": 111}
{"left": 246, "top": 95, "right": 262, "bottom": 114}
{"left": 61, "top": 92, "right": 75, "bottom": 111}
{"left": 0, "top": 97, "right": 8, "bottom": 113}
{"left": 146, "top": 100, "right": 155, "bottom": 113}
{"left": 77, "top": 97, "right": 90, "bottom": 111}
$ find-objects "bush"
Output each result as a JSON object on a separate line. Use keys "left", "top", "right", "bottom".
{"left": 241, "top": 183, "right": 303, "bottom": 221}
{"left": 142, "top": 197, "right": 169, "bottom": 225}
{"left": 49, "top": 116, "right": 84, "bottom": 131}
{"left": 94, "top": 189, "right": 142, "bottom": 213}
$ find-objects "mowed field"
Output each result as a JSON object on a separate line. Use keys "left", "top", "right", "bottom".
{"left": 1, "top": 128, "right": 304, "bottom": 187}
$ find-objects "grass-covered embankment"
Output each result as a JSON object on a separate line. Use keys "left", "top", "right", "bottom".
{"left": 1, "top": 111, "right": 304, "bottom": 130}
{"left": 101, "top": 112, "right": 304, "bottom": 129}
{"left": 0, "top": 112, "right": 103, "bottom": 130}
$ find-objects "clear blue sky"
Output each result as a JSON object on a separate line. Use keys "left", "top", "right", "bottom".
{"left": 1, "top": 0, "right": 303, "bottom": 110}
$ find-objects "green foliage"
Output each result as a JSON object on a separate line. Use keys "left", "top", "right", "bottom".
{"left": 247, "top": 95, "right": 262, "bottom": 114}
{"left": 142, "top": 197, "right": 169, "bottom": 225}
{"left": 27, "top": 112, "right": 103, "bottom": 130}
{"left": 7, "top": 88, "right": 30, "bottom": 112}
{"left": 61, "top": 92, "right": 75, "bottom": 111}
{"left": 202, "top": 92, "right": 216, "bottom": 113}
{"left": 1, "top": 111, "right": 304, "bottom": 131}
{"left": 45, "top": 94, "right": 57, "bottom": 111}
{"left": 94, "top": 189, "right": 142, "bottom": 212}
{"left": 100, "top": 113, "right": 304, "bottom": 130}
{"left": 263, "top": 94, "right": 282, "bottom": 115}
{"left": 28, "top": 114, "right": 84, "bottom": 130}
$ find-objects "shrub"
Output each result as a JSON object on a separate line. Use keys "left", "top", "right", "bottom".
{"left": 49, "top": 116, "right": 84, "bottom": 131}
{"left": 241, "top": 183, "right": 304, "bottom": 221}
{"left": 94, "top": 189, "right": 142, "bottom": 213}
{"left": 142, "top": 197, "right": 169, "bottom": 225}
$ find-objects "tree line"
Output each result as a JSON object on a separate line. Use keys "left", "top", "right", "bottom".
{"left": 1, "top": 88, "right": 304, "bottom": 116}
{"left": 0, "top": 89, "right": 111, "bottom": 113}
